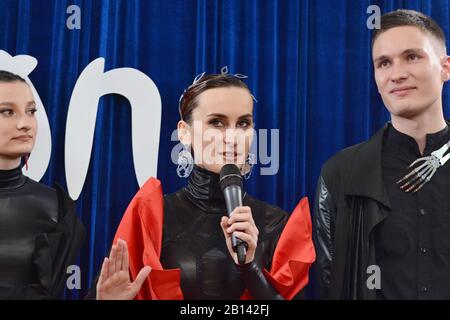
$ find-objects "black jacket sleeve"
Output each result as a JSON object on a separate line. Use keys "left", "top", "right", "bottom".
{"left": 313, "top": 175, "right": 336, "bottom": 299}
{"left": 234, "top": 199, "right": 287, "bottom": 300}
{"left": 236, "top": 261, "right": 283, "bottom": 300}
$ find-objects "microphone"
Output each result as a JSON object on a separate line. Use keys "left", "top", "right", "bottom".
{"left": 220, "top": 164, "right": 247, "bottom": 265}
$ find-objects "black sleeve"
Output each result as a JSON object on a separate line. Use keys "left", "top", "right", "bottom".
{"left": 236, "top": 261, "right": 283, "bottom": 300}
{"left": 313, "top": 175, "right": 336, "bottom": 300}
{"left": 49, "top": 184, "right": 86, "bottom": 298}
{"left": 233, "top": 201, "right": 286, "bottom": 300}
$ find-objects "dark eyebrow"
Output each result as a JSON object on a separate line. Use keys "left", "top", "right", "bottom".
{"left": 206, "top": 113, "right": 228, "bottom": 118}
{"left": 373, "top": 48, "right": 426, "bottom": 64}
{"left": 238, "top": 113, "right": 253, "bottom": 119}
{"left": 0, "top": 102, "right": 15, "bottom": 107}
{"left": 0, "top": 101, "right": 36, "bottom": 108}
{"left": 402, "top": 48, "right": 426, "bottom": 56}
{"left": 373, "top": 55, "right": 390, "bottom": 65}
{"left": 206, "top": 113, "right": 253, "bottom": 119}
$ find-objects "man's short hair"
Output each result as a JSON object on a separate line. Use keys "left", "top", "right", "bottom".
{"left": 372, "top": 9, "right": 446, "bottom": 51}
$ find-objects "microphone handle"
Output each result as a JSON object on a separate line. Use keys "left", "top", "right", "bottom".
{"left": 224, "top": 185, "right": 247, "bottom": 265}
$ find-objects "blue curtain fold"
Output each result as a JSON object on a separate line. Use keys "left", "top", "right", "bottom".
{"left": 1, "top": 0, "right": 449, "bottom": 299}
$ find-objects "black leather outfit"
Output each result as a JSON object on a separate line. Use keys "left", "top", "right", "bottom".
{"left": 161, "top": 165, "right": 287, "bottom": 299}
{"left": 0, "top": 165, "right": 85, "bottom": 299}
{"left": 86, "top": 165, "right": 288, "bottom": 300}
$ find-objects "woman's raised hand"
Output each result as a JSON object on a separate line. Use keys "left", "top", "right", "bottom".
{"left": 96, "top": 239, "right": 151, "bottom": 300}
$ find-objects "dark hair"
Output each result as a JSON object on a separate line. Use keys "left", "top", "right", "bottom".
{"left": 0, "top": 70, "right": 27, "bottom": 83}
{"left": 372, "top": 9, "right": 446, "bottom": 50}
{"left": 179, "top": 73, "right": 253, "bottom": 123}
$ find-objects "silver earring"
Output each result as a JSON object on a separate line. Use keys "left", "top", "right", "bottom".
{"left": 177, "top": 146, "right": 194, "bottom": 178}
{"left": 241, "top": 153, "right": 256, "bottom": 180}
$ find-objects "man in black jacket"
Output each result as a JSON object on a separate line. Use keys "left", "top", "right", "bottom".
{"left": 314, "top": 9, "right": 450, "bottom": 299}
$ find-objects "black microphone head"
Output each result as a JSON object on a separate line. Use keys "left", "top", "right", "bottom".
{"left": 219, "top": 164, "right": 243, "bottom": 192}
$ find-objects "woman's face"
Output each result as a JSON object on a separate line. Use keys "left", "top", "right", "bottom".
{"left": 178, "top": 86, "right": 254, "bottom": 174}
{"left": 0, "top": 81, "right": 37, "bottom": 169}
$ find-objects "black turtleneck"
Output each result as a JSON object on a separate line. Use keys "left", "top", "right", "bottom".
{"left": 0, "top": 165, "right": 27, "bottom": 190}
{"left": 377, "top": 123, "right": 450, "bottom": 299}
{"left": 0, "top": 165, "right": 85, "bottom": 299}
{"left": 160, "top": 166, "right": 287, "bottom": 299}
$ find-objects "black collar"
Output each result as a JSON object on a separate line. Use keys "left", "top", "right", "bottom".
{"left": 0, "top": 165, "right": 27, "bottom": 190}
{"left": 385, "top": 123, "right": 450, "bottom": 156}
{"left": 343, "top": 121, "right": 450, "bottom": 208}
{"left": 182, "top": 165, "right": 229, "bottom": 214}
{"left": 343, "top": 123, "right": 391, "bottom": 208}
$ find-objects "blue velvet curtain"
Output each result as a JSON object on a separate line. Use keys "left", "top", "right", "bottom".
{"left": 1, "top": 0, "right": 450, "bottom": 299}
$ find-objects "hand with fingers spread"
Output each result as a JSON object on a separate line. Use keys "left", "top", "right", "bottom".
{"left": 96, "top": 239, "right": 151, "bottom": 300}
{"left": 220, "top": 206, "right": 259, "bottom": 265}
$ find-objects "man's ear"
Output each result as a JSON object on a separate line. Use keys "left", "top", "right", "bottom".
{"left": 177, "top": 120, "right": 192, "bottom": 145}
{"left": 441, "top": 55, "right": 450, "bottom": 82}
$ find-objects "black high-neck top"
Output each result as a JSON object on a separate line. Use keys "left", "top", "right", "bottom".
{"left": 160, "top": 166, "right": 288, "bottom": 299}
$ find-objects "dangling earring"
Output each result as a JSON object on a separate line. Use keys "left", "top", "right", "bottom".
{"left": 23, "top": 154, "right": 29, "bottom": 171}
{"left": 241, "top": 153, "right": 256, "bottom": 180}
{"left": 177, "top": 145, "right": 194, "bottom": 178}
